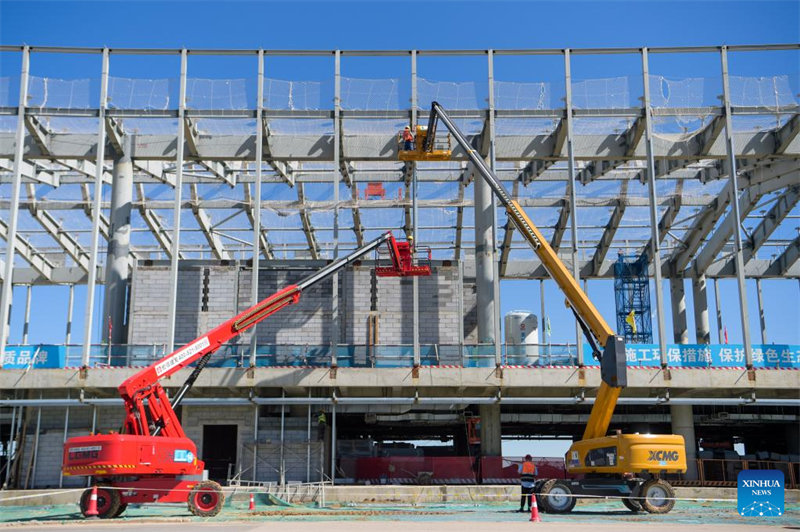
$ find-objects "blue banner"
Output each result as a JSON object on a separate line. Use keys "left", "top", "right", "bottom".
{"left": 2, "top": 345, "right": 65, "bottom": 369}
{"left": 581, "top": 343, "right": 800, "bottom": 369}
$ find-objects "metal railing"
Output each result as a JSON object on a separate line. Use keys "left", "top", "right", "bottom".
{"left": 668, "top": 459, "right": 799, "bottom": 489}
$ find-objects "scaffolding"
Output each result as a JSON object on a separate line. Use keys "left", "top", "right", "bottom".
{"left": 614, "top": 253, "right": 653, "bottom": 344}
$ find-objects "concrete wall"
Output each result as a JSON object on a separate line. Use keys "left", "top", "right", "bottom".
{"left": 128, "top": 262, "right": 475, "bottom": 348}
{"left": 128, "top": 264, "right": 238, "bottom": 345}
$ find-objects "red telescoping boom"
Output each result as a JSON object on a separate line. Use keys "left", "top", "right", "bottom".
{"left": 62, "top": 231, "right": 428, "bottom": 519}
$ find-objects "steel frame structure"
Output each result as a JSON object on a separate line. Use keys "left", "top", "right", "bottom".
{"left": 0, "top": 44, "right": 798, "bottom": 371}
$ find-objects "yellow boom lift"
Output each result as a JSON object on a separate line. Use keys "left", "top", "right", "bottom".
{"left": 401, "top": 102, "right": 687, "bottom": 514}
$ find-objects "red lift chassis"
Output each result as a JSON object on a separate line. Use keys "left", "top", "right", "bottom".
{"left": 63, "top": 231, "right": 429, "bottom": 518}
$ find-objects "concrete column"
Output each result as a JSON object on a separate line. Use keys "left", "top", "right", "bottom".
{"left": 670, "top": 278, "right": 688, "bottom": 344}
{"left": 474, "top": 171, "right": 496, "bottom": 346}
{"left": 479, "top": 403, "right": 501, "bottom": 457}
{"left": 670, "top": 404, "right": 698, "bottom": 480}
{"left": 102, "top": 135, "right": 133, "bottom": 344}
{"left": 692, "top": 274, "right": 710, "bottom": 344}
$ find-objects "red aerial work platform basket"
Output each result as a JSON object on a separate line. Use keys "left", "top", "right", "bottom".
{"left": 374, "top": 239, "right": 431, "bottom": 277}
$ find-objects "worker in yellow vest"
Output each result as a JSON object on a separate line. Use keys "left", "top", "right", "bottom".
{"left": 518, "top": 454, "right": 538, "bottom": 512}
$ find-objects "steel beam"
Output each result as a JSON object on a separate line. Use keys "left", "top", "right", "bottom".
{"left": 765, "top": 234, "right": 800, "bottom": 275}
{"left": 498, "top": 179, "right": 519, "bottom": 277}
{"left": 24, "top": 115, "right": 51, "bottom": 155}
{"left": 190, "top": 184, "right": 231, "bottom": 260}
{"left": 590, "top": 181, "right": 627, "bottom": 276}
{"left": 136, "top": 184, "right": 179, "bottom": 259}
{"left": 743, "top": 185, "right": 800, "bottom": 264}
{"left": 693, "top": 185, "right": 763, "bottom": 274}
{"left": 25, "top": 192, "right": 90, "bottom": 271}
{"left": 774, "top": 114, "right": 800, "bottom": 154}
{"left": 296, "top": 182, "right": 320, "bottom": 260}
{"left": 242, "top": 182, "right": 273, "bottom": 260}
{"left": 642, "top": 180, "right": 682, "bottom": 260}
{"left": 0, "top": 158, "right": 58, "bottom": 187}
{"left": 0, "top": 218, "right": 55, "bottom": 281}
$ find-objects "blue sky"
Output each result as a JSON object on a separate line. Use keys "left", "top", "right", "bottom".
{"left": 1, "top": 1, "right": 798, "bottom": 348}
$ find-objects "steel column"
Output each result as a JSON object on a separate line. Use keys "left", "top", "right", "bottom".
{"left": 59, "top": 398, "right": 69, "bottom": 488}
{"left": 540, "top": 280, "right": 546, "bottom": 345}
{"left": 29, "top": 395, "right": 41, "bottom": 488}
{"left": 81, "top": 48, "right": 110, "bottom": 367}
{"left": 714, "top": 278, "right": 724, "bottom": 343}
{"left": 21, "top": 285, "right": 31, "bottom": 345}
{"left": 330, "top": 401, "right": 336, "bottom": 484}
{"left": 564, "top": 49, "right": 583, "bottom": 362}
{"left": 306, "top": 390, "right": 311, "bottom": 483}
{"left": 250, "top": 50, "right": 264, "bottom": 367}
{"left": 755, "top": 278, "right": 767, "bottom": 344}
{"left": 488, "top": 49, "right": 501, "bottom": 364}
{"left": 252, "top": 404, "right": 259, "bottom": 481}
{"left": 642, "top": 48, "right": 669, "bottom": 365}
{"left": 0, "top": 45, "right": 29, "bottom": 365}
{"left": 4, "top": 405, "right": 16, "bottom": 487}
{"left": 720, "top": 47, "right": 753, "bottom": 367}
{"left": 279, "top": 390, "right": 285, "bottom": 485}
{"left": 65, "top": 284, "right": 74, "bottom": 344}
{"left": 411, "top": 49, "right": 420, "bottom": 366}
{"left": 332, "top": 50, "right": 341, "bottom": 366}
{"left": 166, "top": 49, "right": 188, "bottom": 353}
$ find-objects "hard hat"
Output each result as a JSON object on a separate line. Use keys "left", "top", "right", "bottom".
{"left": 404, "top": 126, "right": 410, "bottom": 130}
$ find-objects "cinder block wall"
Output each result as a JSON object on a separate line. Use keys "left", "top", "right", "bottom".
{"left": 129, "top": 262, "right": 477, "bottom": 348}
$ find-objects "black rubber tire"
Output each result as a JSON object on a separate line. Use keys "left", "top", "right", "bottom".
{"left": 112, "top": 502, "right": 128, "bottom": 518}
{"left": 532, "top": 480, "right": 547, "bottom": 513}
{"left": 622, "top": 496, "right": 643, "bottom": 512}
{"left": 80, "top": 486, "right": 121, "bottom": 519}
{"left": 640, "top": 478, "right": 675, "bottom": 514}
{"left": 538, "top": 479, "right": 576, "bottom": 514}
{"left": 187, "top": 480, "right": 225, "bottom": 518}
{"left": 417, "top": 472, "right": 433, "bottom": 485}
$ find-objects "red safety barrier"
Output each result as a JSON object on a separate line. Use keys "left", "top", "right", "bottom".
{"left": 479, "top": 456, "right": 568, "bottom": 484}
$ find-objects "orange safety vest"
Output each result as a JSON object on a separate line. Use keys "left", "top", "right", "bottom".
{"left": 402, "top": 130, "right": 414, "bottom": 142}
{"left": 520, "top": 460, "right": 536, "bottom": 482}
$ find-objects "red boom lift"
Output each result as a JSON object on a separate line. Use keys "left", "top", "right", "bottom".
{"left": 62, "top": 231, "right": 429, "bottom": 518}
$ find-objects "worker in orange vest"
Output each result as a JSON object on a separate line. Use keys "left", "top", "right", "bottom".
{"left": 518, "top": 454, "right": 538, "bottom": 512}
{"left": 401, "top": 125, "right": 414, "bottom": 151}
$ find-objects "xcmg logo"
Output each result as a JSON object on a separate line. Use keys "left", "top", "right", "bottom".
{"left": 647, "top": 450, "right": 680, "bottom": 462}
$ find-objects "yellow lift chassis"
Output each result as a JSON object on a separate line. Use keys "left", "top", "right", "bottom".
{"left": 407, "top": 102, "right": 687, "bottom": 515}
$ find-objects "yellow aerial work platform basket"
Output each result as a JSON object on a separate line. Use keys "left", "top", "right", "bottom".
{"left": 398, "top": 125, "right": 452, "bottom": 162}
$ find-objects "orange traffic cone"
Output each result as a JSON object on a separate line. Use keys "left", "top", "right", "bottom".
{"left": 85, "top": 486, "right": 99, "bottom": 519}
{"left": 249, "top": 493, "right": 255, "bottom": 511}
{"left": 529, "top": 495, "right": 541, "bottom": 522}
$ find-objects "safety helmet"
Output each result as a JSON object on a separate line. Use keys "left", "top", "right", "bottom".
{"left": 404, "top": 126, "right": 410, "bottom": 130}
